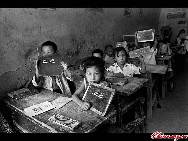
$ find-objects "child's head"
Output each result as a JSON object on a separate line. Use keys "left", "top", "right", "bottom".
{"left": 114, "top": 47, "right": 129, "bottom": 66}
{"left": 177, "top": 29, "right": 186, "bottom": 39}
{"left": 92, "top": 49, "right": 103, "bottom": 58}
{"left": 40, "top": 41, "right": 58, "bottom": 57}
{"left": 104, "top": 45, "right": 114, "bottom": 57}
{"left": 82, "top": 56, "right": 105, "bottom": 83}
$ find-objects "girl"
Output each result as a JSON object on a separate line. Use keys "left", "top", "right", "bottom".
{"left": 143, "top": 38, "right": 158, "bottom": 65}
{"left": 106, "top": 47, "right": 146, "bottom": 77}
{"left": 72, "top": 56, "right": 110, "bottom": 110}
{"left": 28, "top": 41, "right": 76, "bottom": 96}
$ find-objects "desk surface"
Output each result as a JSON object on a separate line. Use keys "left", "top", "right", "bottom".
{"left": 156, "top": 55, "right": 172, "bottom": 60}
{"left": 145, "top": 64, "right": 168, "bottom": 74}
{"left": 110, "top": 77, "right": 148, "bottom": 96}
{"left": 6, "top": 90, "right": 115, "bottom": 133}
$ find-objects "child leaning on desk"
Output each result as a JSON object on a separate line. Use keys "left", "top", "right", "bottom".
{"left": 72, "top": 56, "right": 111, "bottom": 111}
{"left": 27, "top": 41, "right": 76, "bottom": 95}
{"left": 106, "top": 47, "right": 146, "bottom": 77}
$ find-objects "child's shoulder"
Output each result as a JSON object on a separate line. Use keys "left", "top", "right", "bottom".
{"left": 99, "top": 80, "right": 111, "bottom": 88}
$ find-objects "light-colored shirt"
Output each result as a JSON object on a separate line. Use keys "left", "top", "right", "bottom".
{"left": 106, "top": 62, "right": 141, "bottom": 77}
{"left": 144, "top": 47, "right": 157, "bottom": 65}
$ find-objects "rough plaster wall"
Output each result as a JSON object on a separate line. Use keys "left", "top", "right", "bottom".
{"left": 0, "top": 8, "right": 160, "bottom": 97}
{"left": 159, "top": 8, "right": 188, "bottom": 42}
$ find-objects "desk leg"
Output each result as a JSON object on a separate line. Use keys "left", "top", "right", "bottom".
{"left": 116, "top": 94, "right": 122, "bottom": 127}
{"left": 146, "top": 86, "right": 152, "bottom": 119}
{"left": 162, "top": 75, "right": 167, "bottom": 99}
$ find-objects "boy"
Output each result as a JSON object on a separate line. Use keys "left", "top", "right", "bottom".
{"left": 28, "top": 41, "right": 76, "bottom": 95}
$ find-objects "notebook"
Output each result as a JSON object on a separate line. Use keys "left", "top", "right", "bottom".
{"left": 38, "top": 54, "right": 65, "bottom": 76}
{"left": 136, "top": 29, "right": 155, "bottom": 42}
{"left": 82, "top": 83, "right": 115, "bottom": 116}
{"left": 48, "top": 113, "right": 80, "bottom": 131}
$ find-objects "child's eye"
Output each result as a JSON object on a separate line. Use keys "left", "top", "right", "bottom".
{"left": 86, "top": 72, "right": 91, "bottom": 75}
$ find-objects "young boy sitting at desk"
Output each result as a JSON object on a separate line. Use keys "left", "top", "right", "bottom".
{"left": 28, "top": 41, "right": 76, "bottom": 96}
{"left": 106, "top": 47, "right": 146, "bottom": 78}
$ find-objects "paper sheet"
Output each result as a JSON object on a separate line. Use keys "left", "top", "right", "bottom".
{"left": 24, "top": 101, "right": 55, "bottom": 117}
{"left": 51, "top": 96, "right": 72, "bottom": 109}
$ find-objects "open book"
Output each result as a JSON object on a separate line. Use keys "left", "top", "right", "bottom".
{"left": 23, "top": 96, "right": 72, "bottom": 117}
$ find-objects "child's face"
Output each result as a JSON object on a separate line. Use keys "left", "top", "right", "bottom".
{"left": 180, "top": 32, "right": 185, "bottom": 39}
{"left": 116, "top": 50, "right": 126, "bottom": 66}
{"left": 41, "top": 45, "right": 54, "bottom": 57}
{"left": 93, "top": 53, "right": 102, "bottom": 58}
{"left": 85, "top": 66, "right": 101, "bottom": 83}
{"left": 106, "top": 47, "right": 114, "bottom": 57}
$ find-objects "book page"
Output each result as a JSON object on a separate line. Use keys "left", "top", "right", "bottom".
{"left": 24, "top": 101, "right": 55, "bottom": 117}
{"left": 51, "top": 96, "right": 72, "bottom": 109}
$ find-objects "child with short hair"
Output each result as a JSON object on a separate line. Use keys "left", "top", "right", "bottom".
{"left": 92, "top": 49, "right": 103, "bottom": 59}
{"left": 72, "top": 56, "right": 110, "bottom": 110}
{"left": 28, "top": 41, "right": 75, "bottom": 95}
{"left": 106, "top": 47, "right": 146, "bottom": 77}
{"left": 104, "top": 45, "right": 115, "bottom": 67}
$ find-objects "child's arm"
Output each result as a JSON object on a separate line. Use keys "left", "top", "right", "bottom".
{"left": 72, "top": 81, "right": 90, "bottom": 110}
{"left": 60, "top": 61, "right": 73, "bottom": 81}
{"left": 138, "top": 55, "right": 146, "bottom": 73}
{"left": 140, "top": 62, "right": 146, "bottom": 73}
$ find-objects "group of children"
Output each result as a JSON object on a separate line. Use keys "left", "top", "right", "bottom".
{"left": 26, "top": 40, "right": 147, "bottom": 111}
{"left": 2, "top": 30, "right": 179, "bottom": 133}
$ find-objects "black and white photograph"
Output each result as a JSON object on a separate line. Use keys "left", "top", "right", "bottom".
{"left": 0, "top": 7, "right": 188, "bottom": 138}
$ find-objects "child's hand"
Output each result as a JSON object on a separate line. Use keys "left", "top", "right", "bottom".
{"left": 81, "top": 102, "right": 90, "bottom": 111}
{"left": 138, "top": 55, "right": 144, "bottom": 63}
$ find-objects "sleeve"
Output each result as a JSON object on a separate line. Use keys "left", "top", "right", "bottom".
{"left": 167, "top": 45, "right": 172, "bottom": 55}
{"left": 32, "top": 60, "right": 40, "bottom": 86}
{"left": 106, "top": 65, "right": 116, "bottom": 73}
{"left": 60, "top": 61, "right": 72, "bottom": 81}
{"left": 130, "top": 64, "right": 141, "bottom": 74}
{"left": 32, "top": 75, "right": 39, "bottom": 87}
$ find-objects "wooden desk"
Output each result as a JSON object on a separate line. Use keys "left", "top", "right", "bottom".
{"left": 5, "top": 90, "right": 116, "bottom": 133}
{"left": 156, "top": 55, "right": 172, "bottom": 62}
{"left": 107, "top": 77, "right": 151, "bottom": 124}
{"left": 145, "top": 64, "right": 168, "bottom": 99}
{"left": 145, "top": 64, "right": 168, "bottom": 75}
{"left": 110, "top": 77, "right": 148, "bottom": 96}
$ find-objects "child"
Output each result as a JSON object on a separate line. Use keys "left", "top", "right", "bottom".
{"left": 28, "top": 41, "right": 76, "bottom": 95}
{"left": 92, "top": 49, "right": 103, "bottom": 59}
{"left": 106, "top": 47, "right": 146, "bottom": 77}
{"left": 143, "top": 39, "right": 158, "bottom": 65}
{"left": 104, "top": 45, "right": 115, "bottom": 67}
{"left": 72, "top": 56, "right": 110, "bottom": 110}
